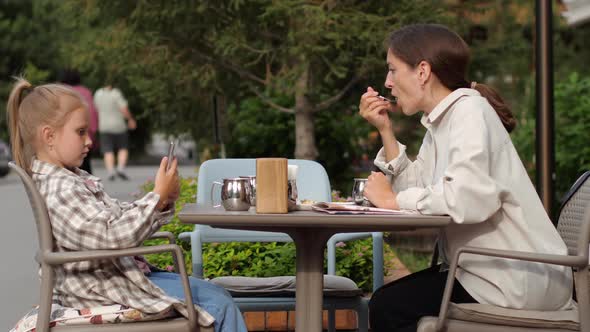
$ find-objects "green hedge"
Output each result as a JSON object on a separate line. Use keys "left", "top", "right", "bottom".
{"left": 512, "top": 72, "right": 590, "bottom": 211}
{"left": 141, "top": 177, "right": 396, "bottom": 291}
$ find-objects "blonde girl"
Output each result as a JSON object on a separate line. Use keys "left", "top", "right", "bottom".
{"left": 7, "top": 78, "right": 246, "bottom": 332}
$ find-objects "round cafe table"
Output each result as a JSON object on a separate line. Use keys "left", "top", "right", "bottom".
{"left": 178, "top": 204, "right": 451, "bottom": 332}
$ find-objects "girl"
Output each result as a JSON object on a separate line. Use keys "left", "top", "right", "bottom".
{"left": 7, "top": 78, "right": 247, "bottom": 332}
{"left": 359, "top": 24, "right": 574, "bottom": 332}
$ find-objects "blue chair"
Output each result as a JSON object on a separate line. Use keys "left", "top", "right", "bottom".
{"left": 179, "top": 158, "right": 384, "bottom": 332}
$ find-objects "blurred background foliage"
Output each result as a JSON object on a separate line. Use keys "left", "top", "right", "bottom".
{"left": 1, "top": 0, "right": 590, "bottom": 205}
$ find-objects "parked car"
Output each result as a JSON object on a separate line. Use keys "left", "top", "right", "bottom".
{"left": 0, "top": 139, "right": 11, "bottom": 177}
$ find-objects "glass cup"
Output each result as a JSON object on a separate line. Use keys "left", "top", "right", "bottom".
{"left": 287, "top": 179, "right": 298, "bottom": 211}
{"left": 210, "top": 178, "right": 252, "bottom": 211}
{"left": 352, "top": 178, "right": 373, "bottom": 207}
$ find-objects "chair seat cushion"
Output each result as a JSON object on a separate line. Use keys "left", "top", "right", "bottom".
{"left": 448, "top": 303, "right": 580, "bottom": 331}
{"left": 10, "top": 303, "right": 179, "bottom": 332}
{"left": 210, "top": 275, "right": 363, "bottom": 297}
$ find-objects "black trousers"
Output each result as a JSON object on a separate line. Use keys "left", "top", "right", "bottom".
{"left": 369, "top": 264, "right": 478, "bottom": 332}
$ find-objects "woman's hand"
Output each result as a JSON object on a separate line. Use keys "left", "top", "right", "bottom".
{"left": 153, "top": 157, "right": 179, "bottom": 211}
{"left": 359, "top": 86, "right": 393, "bottom": 133}
{"left": 363, "top": 171, "right": 399, "bottom": 210}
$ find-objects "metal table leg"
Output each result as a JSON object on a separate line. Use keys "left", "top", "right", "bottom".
{"left": 290, "top": 229, "right": 334, "bottom": 332}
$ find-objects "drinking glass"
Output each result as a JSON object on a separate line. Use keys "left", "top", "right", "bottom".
{"left": 352, "top": 178, "right": 373, "bottom": 207}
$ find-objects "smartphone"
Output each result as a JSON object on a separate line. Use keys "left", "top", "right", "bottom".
{"left": 166, "top": 141, "right": 176, "bottom": 171}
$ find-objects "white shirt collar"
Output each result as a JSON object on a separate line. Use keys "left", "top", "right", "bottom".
{"left": 421, "top": 88, "right": 480, "bottom": 128}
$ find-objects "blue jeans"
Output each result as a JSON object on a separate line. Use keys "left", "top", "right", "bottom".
{"left": 148, "top": 272, "right": 247, "bottom": 332}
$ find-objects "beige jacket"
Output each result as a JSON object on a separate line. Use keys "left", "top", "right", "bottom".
{"left": 374, "top": 88, "right": 575, "bottom": 310}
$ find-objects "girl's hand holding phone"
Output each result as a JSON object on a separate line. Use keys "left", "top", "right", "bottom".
{"left": 359, "top": 86, "right": 394, "bottom": 133}
{"left": 153, "top": 156, "right": 179, "bottom": 211}
{"left": 168, "top": 182, "right": 181, "bottom": 203}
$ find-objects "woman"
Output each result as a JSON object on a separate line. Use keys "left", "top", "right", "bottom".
{"left": 359, "top": 24, "right": 574, "bottom": 332}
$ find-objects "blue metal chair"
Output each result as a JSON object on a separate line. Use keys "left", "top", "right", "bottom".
{"left": 179, "top": 158, "right": 384, "bottom": 332}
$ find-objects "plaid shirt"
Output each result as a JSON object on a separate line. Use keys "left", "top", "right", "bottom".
{"left": 31, "top": 159, "right": 214, "bottom": 326}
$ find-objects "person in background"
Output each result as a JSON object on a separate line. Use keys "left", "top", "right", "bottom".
{"left": 58, "top": 69, "right": 98, "bottom": 174}
{"left": 94, "top": 83, "right": 136, "bottom": 181}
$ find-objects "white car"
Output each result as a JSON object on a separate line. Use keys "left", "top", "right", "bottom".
{"left": 0, "top": 139, "right": 10, "bottom": 177}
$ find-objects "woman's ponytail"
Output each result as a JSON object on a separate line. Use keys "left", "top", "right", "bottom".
{"left": 472, "top": 83, "right": 517, "bottom": 133}
{"left": 6, "top": 77, "right": 33, "bottom": 172}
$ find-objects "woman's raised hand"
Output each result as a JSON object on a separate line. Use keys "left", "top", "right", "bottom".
{"left": 359, "top": 86, "right": 393, "bottom": 133}
{"left": 153, "top": 156, "right": 180, "bottom": 210}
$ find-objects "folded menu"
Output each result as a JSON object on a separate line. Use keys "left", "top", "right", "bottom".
{"left": 311, "top": 202, "right": 417, "bottom": 215}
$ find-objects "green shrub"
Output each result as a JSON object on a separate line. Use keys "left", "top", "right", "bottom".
{"left": 141, "top": 177, "right": 197, "bottom": 271}
{"left": 512, "top": 72, "right": 590, "bottom": 210}
{"left": 141, "top": 177, "right": 395, "bottom": 291}
{"left": 202, "top": 241, "right": 296, "bottom": 278}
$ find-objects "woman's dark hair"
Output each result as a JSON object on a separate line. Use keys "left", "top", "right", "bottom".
{"left": 388, "top": 24, "right": 516, "bottom": 133}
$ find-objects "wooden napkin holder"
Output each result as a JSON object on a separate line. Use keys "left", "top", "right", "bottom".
{"left": 256, "top": 158, "right": 288, "bottom": 214}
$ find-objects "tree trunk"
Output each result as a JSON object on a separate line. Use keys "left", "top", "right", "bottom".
{"left": 293, "top": 65, "right": 319, "bottom": 160}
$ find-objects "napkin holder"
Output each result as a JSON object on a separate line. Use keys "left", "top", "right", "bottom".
{"left": 256, "top": 158, "right": 288, "bottom": 214}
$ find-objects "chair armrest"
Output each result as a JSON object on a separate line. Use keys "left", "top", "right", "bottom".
{"left": 179, "top": 231, "right": 191, "bottom": 242}
{"left": 329, "top": 232, "right": 373, "bottom": 243}
{"left": 149, "top": 231, "right": 176, "bottom": 244}
{"left": 42, "top": 244, "right": 182, "bottom": 265}
{"left": 434, "top": 246, "right": 586, "bottom": 332}
{"left": 42, "top": 244, "right": 197, "bottom": 328}
{"left": 327, "top": 232, "right": 372, "bottom": 275}
{"left": 327, "top": 232, "right": 384, "bottom": 291}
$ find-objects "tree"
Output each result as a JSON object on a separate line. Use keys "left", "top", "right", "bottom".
{"left": 53, "top": 0, "right": 446, "bottom": 159}
{"left": 0, "top": 0, "right": 63, "bottom": 140}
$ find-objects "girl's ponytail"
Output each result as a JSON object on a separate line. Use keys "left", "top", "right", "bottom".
{"left": 6, "top": 77, "right": 85, "bottom": 173}
{"left": 472, "top": 82, "right": 517, "bottom": 133}
{"left": 6, "top": 78, "right": 33, "bottom": 172}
